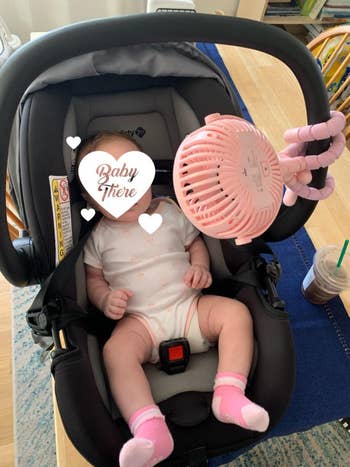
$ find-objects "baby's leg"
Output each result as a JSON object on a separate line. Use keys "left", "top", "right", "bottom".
{"left": 197, "top": 295, "right": 269, "bottom": 432}
{"left": 103, "top": 316, "right": 154, "bottom": 419}
{"left": 103, "top": 316, "right": 173, "bottom": 466}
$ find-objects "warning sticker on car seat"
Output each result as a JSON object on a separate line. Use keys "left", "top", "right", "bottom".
{"left": 49, "top": 176, "right": 73, "bottom": 265}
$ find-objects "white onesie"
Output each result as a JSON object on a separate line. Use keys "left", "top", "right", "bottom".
{"left": 84, "top": 197, "right": 211, "bottom": 362}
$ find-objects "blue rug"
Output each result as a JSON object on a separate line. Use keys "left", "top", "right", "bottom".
{"left": 12, "top": 285, "right": 56, "bottom": 467}
{"left": 198, "top": 43, "right": 350, "bottom": 465}
{"left": 272, "top": 229, "right": 350, "bottom": 435}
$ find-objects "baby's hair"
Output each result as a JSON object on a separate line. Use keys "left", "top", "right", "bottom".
{"left": 76, "top": 130, "right": 143, "bottom": 166}
{"left": 75, "top": 131, "right": 143, "bottom": 195}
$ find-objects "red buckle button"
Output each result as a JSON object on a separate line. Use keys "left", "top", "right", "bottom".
{"left": 168, "top": 345, "right": 184, "bottom": 361}
{"left": 159, "top": 338, "right": 190, "bottom": 374}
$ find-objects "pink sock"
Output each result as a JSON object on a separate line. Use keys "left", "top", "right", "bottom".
{"left": 212, "top": 372, "right": 269, "bottom": 432}
{"left": 119, "top": 405, "right": 174, "bottom": 467}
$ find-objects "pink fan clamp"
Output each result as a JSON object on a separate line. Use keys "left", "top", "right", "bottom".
{"left": 173, "top": 113, "right": 283, "bottom": 245}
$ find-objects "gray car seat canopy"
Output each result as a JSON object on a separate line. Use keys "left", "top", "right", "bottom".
{"left": 23, "top": 42, "right": 228, "bottom": 98}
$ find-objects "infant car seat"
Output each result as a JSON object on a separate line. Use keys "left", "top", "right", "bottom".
{"left": 0, "top": 14, "right": 331, "bottom": 467}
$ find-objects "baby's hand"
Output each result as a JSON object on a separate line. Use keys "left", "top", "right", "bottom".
{"left": 184, "top": 264, "right": 212, "bottom": 289}
{"left": 102, "top": 288, "right": 133, "bottom": 320}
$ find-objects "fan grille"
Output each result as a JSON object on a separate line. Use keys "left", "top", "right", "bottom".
{"left": 173, "top": 114, "right": 283, "bottom": 244}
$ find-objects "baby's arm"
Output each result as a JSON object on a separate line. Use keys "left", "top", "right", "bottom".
{"left": 184, "top": 236, "right": 212, "bottom": 289}
{"left": 86, "top": 265, "right": 110, "bottom": 310}
{"left": 186, "top": 236, "right": 210, "bottom": 270}
{"left": 86, "top": 265, "right": 132, "bottom": 319}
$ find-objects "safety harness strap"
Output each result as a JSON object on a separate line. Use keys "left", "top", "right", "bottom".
{"left": 26, "top": 211, "right": 102, "bottom": 338}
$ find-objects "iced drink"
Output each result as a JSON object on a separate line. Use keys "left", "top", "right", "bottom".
{"left": 302, "top": 245, "right": 350, "bottom": 304}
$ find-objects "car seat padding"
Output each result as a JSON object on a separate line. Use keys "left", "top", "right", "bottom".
{"left": 18, "top": 76, "right": 238, "bottom": 281}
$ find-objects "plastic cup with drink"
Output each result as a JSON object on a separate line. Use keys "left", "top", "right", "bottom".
{"left": 302, "top": 240, "right": 350, "bottom": 304}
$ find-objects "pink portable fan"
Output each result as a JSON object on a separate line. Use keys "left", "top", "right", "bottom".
{"left": 173, "top": 113, "right": 283, "bottom": 245}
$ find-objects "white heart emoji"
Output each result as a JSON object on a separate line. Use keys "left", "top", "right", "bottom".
{"left": 66, "top": 136, "right": 81, "bottom": 150}
{"left": 138, "top": 213, "right": 163, "bottom": 234}
{"left": 80, "top": 207, "right": 96, "bottom": 221}
{"left": 78, "top": 150, "right": 155, "bottom": 219}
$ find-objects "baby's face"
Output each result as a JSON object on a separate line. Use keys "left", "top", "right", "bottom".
{"left": 82, "top": 136, "right": 152, "bottom": 222}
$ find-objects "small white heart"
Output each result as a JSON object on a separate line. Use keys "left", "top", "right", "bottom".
{"left": 81, "top": 207, "right": 96, "bottom": 221}
{"left": 138, "top": 213, "right": 163, "bottom": 234}
{"left": 66, "top": 136, "right": 81, "bottom": 150}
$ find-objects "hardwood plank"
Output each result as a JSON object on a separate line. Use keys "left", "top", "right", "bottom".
{"left": 53, "top": 384, "right": 91, "bottom": 467}
{"left": 0, "top": 273, "right": 14, "bottom": 467}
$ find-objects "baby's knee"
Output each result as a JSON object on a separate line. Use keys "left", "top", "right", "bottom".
{"left": 223, "top": 300, "right": 252, "bottom": 330}
{"left": 103, "top": 333, "right": 125, "bottom": 366}
{"left": 103, "top": 325, "right": 152, "bottom": 366}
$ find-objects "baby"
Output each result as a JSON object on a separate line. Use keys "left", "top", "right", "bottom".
{"left": 77, "top": 131, "right": 269, "bottom": 467}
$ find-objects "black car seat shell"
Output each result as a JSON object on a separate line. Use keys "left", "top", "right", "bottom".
{"left": 0, "top": 14, "right": 331, "bottom": 467}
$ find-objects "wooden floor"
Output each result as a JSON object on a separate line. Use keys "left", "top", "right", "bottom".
{"left": 1, "top": 44, "right": 349, "bottom": 467}
{"left": 0, "top": 272, "right": 14, "bottom": 467}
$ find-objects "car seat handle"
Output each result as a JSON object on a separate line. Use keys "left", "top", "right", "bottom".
{"left": 0, "top": 13, "right": 329, "bottom": 285}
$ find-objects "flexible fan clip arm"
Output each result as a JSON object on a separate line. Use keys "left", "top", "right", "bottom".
{"left": 278, "top": 110, "right": 346, "bottom": 206}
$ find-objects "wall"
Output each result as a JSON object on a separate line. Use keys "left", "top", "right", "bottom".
{"left": 196, "top": 0, "right": 239, "bottom": 16}
{"left": 0, "top": 0, "right": 147, "bottom": 42}
{"left": 0, "top": 0, "right": 238, "bottom": 43}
